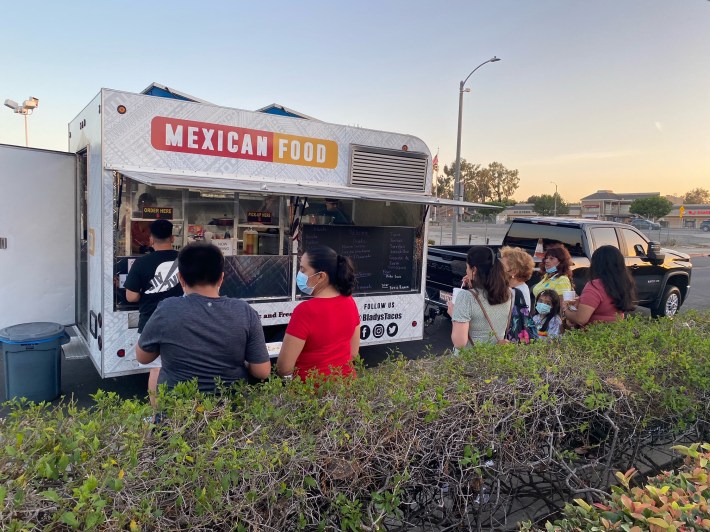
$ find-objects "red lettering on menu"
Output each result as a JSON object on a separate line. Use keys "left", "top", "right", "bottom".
{"left": 151, "top": 116, "right": 273, "bottom": 161}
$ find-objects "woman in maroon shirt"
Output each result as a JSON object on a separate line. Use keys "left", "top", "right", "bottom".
{"left": 563, "top": 245, "right": 636, "bottom": 326}
{"left": 276, "top": 245, "right": 360, "bottom": 381}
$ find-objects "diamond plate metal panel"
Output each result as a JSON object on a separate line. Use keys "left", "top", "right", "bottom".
{"left": 222, "top": 256, "right": 291, "bottom": 300}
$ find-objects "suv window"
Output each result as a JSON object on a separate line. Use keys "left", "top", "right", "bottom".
{"left": 590, "top": 227, "right": 619, "bottom": 250}
{"left": 620, "top": 228, "right": 647, "bottom": 257}
{"left": 505, "top": 223, "right": 586, "bottom": 257}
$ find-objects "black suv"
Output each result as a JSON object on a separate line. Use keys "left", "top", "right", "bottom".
{"left": 701, "top": 220, "right": 710, "bottom": 232}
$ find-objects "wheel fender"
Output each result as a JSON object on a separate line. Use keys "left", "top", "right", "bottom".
{"left": 653, "top": 273, "right": 689, "bottom": 308}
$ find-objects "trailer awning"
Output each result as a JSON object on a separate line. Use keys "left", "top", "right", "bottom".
{"left": 108, "top": 167, "right": 496, "bottom": 209}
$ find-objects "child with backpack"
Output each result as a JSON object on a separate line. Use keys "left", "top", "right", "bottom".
{"left": 533, "top": 289, "right": 564, "bottom": 339}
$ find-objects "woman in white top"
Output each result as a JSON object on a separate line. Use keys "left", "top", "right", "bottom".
{"left": 500, "top": 246, "right": 535, "bottom": 308}
{"left": 448, "top": 246, "right": 513, "bottom": 347}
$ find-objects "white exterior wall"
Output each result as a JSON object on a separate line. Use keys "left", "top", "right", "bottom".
{"left": 68, "top": 93, "right": 104, "bottom": 374}
{"left": 0, "top": 145, "right": 76, "bottom": 330}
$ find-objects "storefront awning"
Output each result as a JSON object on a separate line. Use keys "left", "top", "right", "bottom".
{"left": 108, "top": 166, "right": 496, "bottom": 209}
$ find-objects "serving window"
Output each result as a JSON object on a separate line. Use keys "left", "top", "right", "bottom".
{"left": 113, "top": 177, "right": 424, "bottom": 310}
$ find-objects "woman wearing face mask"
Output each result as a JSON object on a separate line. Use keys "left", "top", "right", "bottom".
{"left": 531, "top": 245, "right": 574, "bottom": 299}
{"left": 277, "top": 245, "right": 360, "bottom": 381}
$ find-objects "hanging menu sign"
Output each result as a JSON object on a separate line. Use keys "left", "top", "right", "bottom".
{"left": 301, "top": 225, "right": 416, "bottom": 293}
{"left": 142, "top": 206, "right": 174, "bottom": 219}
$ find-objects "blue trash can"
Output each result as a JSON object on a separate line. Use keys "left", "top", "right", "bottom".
{"left": 0, "top": 322, "right": 70, "bottom": 403}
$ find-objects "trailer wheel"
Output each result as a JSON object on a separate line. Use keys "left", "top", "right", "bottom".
{"left": 423, "top": 303, "right": 443, "bottom": 336}
{"left": 651, "top": 286, "right": 681, "bottom": 318}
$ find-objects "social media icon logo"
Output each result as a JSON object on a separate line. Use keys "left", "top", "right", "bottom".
{"left": 386, "top": 322, "right": 398, "bottom": 337}
{"left": 360, "top": 325, "right": 371, "bottom": 340}
{"left": 373, "top": 324, "right": 385, "bottom": 338}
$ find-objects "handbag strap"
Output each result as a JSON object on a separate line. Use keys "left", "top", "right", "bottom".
{"left": 469, "top": 289, "right": 513, "bottom": 344}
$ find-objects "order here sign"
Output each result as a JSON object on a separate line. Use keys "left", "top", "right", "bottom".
{"left": 150, "top": 116, "right": 338, "bottom": 169}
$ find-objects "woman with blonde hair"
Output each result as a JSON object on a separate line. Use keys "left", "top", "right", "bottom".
{"left": 500, "top": 246, "right": 535, "bottom": 308}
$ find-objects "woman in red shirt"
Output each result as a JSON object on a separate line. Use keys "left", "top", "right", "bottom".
{"left": 563, "top": 245, "right": 636, "bottom": 326}
{"left": 277, "top": 245, "right": 360, "bottom": 381}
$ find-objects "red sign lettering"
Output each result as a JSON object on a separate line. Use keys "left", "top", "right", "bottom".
{"left": 151, "top": 117, "right": 273, "bottom": 162}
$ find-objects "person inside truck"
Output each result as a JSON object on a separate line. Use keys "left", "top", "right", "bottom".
{"left": 131, "top": 193, "right": 158, "bottom": 254}
{"left": 276, "top": 245, "right": 360, "bottom": 381}
{"left": 532, "top": 246, "right": 574, "bottom": 299}
{"left": 448, "top": 246, "right": 513, "bottom": 347}
{"left": 562, "top": 245, "right": 636, "bottom": 326}
{"left": 316, "top": 198, "right": 352, "bottom": 225}
{"left": 136, "top": 243, "right": 271, "bottom": 397}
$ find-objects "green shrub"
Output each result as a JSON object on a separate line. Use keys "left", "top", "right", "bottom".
{"left": 525, "top": 443, "right": 710, "bottom": 531}
{"left": 0, "top": 313, "right": 708, "bottom": 530}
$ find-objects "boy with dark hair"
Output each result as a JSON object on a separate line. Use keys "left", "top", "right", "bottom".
{"left": 136, "top": 243, "right": 271, "bottom": 393}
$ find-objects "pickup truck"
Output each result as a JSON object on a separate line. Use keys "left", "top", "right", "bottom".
{"left": 425, "top": 217, "right": 692, "bottom": 319}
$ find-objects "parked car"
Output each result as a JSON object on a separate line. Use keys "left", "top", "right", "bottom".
{"left": 426, "top": 217, "right": 692, "bottom": 318}
{"left": 700, "top": 220, "right": 710, "bottom": 232}
{"left": 630, "top": 218, "right": 661, "bottom": 230}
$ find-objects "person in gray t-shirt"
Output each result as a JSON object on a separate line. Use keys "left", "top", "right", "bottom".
{"left": 136, "top": 243, "right": 271, "bottom": 393}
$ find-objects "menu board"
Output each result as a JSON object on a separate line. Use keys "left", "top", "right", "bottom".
{"left": 301, "top": 225, "right": 416, "bottom": 293}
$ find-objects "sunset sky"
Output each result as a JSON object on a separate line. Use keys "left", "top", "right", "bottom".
{"left": 1, "top": 0, "right": 707, "bottom": 203}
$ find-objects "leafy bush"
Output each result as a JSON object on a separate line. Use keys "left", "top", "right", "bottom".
{"left": 526, "top": 443, "right": 710, "bottom": 531}
{"left": 0, "top": 313, "right": 708, "bottom": 530}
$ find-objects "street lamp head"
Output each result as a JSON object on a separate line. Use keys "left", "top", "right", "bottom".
{"left": 490, "top": 56, "right": 501, "bottom": 62}
{"left": 23, "top": 97, "right": 39, "bottom": 109}
{"left": 4, "top": 99, "right": 19, "bottom": 110}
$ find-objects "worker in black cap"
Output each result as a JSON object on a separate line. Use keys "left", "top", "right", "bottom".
{"left": 317, "top": 198, "right": 352, "bottom": 225}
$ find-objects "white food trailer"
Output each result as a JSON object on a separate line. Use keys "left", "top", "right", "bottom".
{"left": 1, "top": 88, "right": 486, "bottom": 378}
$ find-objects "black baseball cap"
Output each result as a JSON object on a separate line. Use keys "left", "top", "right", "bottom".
{"left": 150, "top": 219, "right": 173, "bottom": 239}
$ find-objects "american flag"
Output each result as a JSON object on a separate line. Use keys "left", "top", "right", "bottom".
{"left": 432, "top": 153, "right": 439, "bottom": 172}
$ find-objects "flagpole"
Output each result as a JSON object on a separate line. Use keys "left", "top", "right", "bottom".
{"left": 432, "top": 148, "right": 439, "bottom": 222}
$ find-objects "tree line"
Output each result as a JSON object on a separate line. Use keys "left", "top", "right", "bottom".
{"left": 433, "top": 158, "right": 708, "bottom": 220}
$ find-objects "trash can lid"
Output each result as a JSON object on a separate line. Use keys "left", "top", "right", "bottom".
{"left": 0, "top": 322, "right": 67, "bottom": 343}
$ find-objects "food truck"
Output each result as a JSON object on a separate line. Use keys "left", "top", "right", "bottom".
{"left": 1, "top": 88, "right": 487, "bottom": 378}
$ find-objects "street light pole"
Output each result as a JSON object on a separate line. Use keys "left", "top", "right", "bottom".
{"left": 452, "top": 56, "right": 501, "bottom": 244}
{"left": 551, "top": 181, "right": 558, "bottom": 217}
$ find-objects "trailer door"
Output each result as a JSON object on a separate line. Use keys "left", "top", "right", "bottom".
{"left": 0, "top": 145, "right": 76, "bottom": 329}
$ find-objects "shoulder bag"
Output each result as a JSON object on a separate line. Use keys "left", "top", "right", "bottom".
{"left": 468, "top": 289, "right": 513, "bottom": 345}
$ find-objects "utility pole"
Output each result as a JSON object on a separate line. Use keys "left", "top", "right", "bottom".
{"left": 452, "top": 57, "right": 501, "bottom": 244}
{"left": 551, "top": 181, "right": 558, "bottom": 217}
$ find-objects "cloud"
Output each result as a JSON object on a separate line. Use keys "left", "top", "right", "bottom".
{"left": 654, "top": 121, "right": 663, "bottom": 132}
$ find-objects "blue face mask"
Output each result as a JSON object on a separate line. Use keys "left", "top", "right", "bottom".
{"left": 296, "top": 271, "right": 320, "bottom": 295}
{"left": 545, "top": 265, "right": 557, "bottom": 274}
{"left": 536, "top": 302, "right": 552, "bottom": 315}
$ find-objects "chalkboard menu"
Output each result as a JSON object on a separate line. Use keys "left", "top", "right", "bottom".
{"left": 301, "top": 225, "right": 416, "bottom": 293}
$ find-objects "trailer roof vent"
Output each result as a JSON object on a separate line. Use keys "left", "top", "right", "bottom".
{"left": 349, "top": 145, "right": 428, "bottom": 193}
